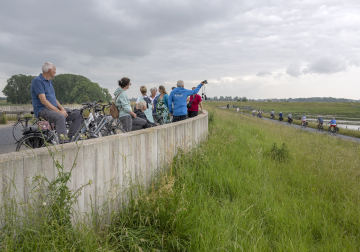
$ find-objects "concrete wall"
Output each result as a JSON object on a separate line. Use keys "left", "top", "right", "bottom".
{"left": 0, "top": 111, "right": 208, "bottom": 218}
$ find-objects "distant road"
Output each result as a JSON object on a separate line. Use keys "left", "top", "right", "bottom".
{"left": 0, "top": 123, "right": 17, "bottom": 155}
{"left": 220, "top": 108, "right": 360, "bottom": 144}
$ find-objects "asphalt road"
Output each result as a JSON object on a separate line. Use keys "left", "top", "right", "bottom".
{"left": 0, "top": 123, "right": 18, "bottom": 155}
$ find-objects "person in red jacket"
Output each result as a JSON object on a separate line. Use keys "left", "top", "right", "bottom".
{"left": 187, "top": 87, "right": 205, "bottom": 118}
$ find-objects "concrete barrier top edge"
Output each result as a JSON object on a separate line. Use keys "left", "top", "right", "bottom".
{"left": 0, "top": 110, "right": 208, "bottom": 162}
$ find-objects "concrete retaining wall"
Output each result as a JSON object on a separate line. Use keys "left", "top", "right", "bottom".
{"left": 0, "top": 111, "right": 208, "bottom": 217}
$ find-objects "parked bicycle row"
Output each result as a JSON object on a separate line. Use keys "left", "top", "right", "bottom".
{"left": 251, "top": 109, "right": 340, "bottom": 135}
{"left": 14, "top": 62, "right": 207, "bottom": 152}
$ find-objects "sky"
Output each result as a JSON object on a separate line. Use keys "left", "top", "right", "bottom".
{"left": 1, "top": 0, "right": 360, "bottom": 100}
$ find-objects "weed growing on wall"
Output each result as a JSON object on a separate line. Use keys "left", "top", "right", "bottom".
{"left": 0, "top": 143, "right": 107, "bottom": 251}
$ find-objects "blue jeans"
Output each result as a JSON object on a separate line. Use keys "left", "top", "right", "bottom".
{"left": 172, "top": 115, "right": 187, "bottom": 122}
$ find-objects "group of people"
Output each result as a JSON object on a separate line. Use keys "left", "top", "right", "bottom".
{"left": 114, "top": 78, "right": 206, "bottom": 132}
{"left": 30, "top": 62, "right": 206, "bottom": 143}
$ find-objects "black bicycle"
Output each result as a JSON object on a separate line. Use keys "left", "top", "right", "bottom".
{"left": 12, "top": 112, "right": 38, "bottom": 142}
{"left": 301, "top": 121, "right": 308, "bottom": 128}
{"left": 287, "top": 117, "right": 292, "bottom": 124}
{"left": 328, "top": 125, "right": 339, "bottom": 135}
{"left": 317, "top": 123, "right": 324, "bottom": 132}
{"left": 15, "top": 116, "right": 58, "bottom": 152}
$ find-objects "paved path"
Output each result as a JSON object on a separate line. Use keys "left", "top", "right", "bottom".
{"left": 0, "top": 123, "right": 17, "bottom": 155}
{"left": 228, "top": 109, "right": 360, "bottom": 144}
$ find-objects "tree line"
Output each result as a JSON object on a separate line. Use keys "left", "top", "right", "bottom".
{"left": 2, "top": 74, "right": 112, "bottom": 104}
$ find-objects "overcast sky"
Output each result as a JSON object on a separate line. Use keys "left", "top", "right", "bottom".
{"left": 1, "top": 0, "right": 360, "bottom": 99}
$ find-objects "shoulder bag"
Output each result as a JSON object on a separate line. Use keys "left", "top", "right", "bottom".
{"left": 187, "top": 94, "right": 197, "bottom": 109}
{"left": 110, "top": 91, "right": 124, "bottom": 119}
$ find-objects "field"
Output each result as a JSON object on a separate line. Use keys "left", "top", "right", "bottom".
{"left": 2, "top": 104, "right": 360, "bottom": 251}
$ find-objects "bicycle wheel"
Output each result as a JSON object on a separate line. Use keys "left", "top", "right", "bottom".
{"left": 12, "top": 119, "right": 37, "bottom": 142}
{"left": 16, "top": 134, "right": 49, "bottom": 152}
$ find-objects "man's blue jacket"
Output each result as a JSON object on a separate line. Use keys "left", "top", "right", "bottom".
{"left": 168, "top": 83, "right": 202, "bottom": 116}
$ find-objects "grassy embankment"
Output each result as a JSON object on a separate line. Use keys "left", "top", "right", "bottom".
{"left": 211, "top": 101, "right": 360, "bottom": 138}
{"left": 2, "top": 105, "right": 360, "bottom": 251}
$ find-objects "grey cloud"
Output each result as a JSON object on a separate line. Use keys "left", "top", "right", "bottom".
{"left": 2, "top": 0, "right": 360, "bottom": 99}
{"left": 256, "top": 71, "right": 272, "bottom": 77}
{"left": 286, "top": 63, "right": 302, "bottom": 77}
{"left": 303, "top": 58, "right": 349, "bottom": 74}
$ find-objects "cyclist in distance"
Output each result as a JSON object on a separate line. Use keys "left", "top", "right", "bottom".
{"left": 301, "top": 114, "right": 306, "bottom": 126}
{"left": 329, "top": 117, "right": 337, "bottom": 132}
{"left": 31, "top": 62, "right": 82, "bottom": 143}
{"left": 287, "top": 112, "right": 292, "bottom": 123}
{"left": 270, "top": 109, "right": 275, "bottom": 119}
{"left": 252, "top": 109, "right": 256, "bottom": 116}
{"left": 279, "top": 111, "right": 283, "bottom": 121}
{"left": 317, "top": 117, "right": 324, "bottom": 130}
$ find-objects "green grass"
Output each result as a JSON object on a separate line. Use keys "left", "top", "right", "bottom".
{"left": 2, "top": 106, "right": 360, "bottom": 251}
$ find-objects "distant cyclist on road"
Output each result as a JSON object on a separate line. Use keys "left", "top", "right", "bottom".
{"left": 252, "top": 109, "right": 256, "bottom": 116}
{"left": 287, "top": 112, "right": 292, "bottom": 123}
{"left": 279, "top": 111, "right": 283, "bottom": 121}
{"left": 317, "top": 117, "right": 324, "bottom": 130}
{"left": 329, "top": 117, "right": 337, "bottom": 132}
{"left": 270, "top": 109, "right": 275, "bottom": 119}
{"left": 257, "top": 109, "right": 263, "bottom": 118}
{"left": 301, "top": 114, "right": 306, "bottom": 126}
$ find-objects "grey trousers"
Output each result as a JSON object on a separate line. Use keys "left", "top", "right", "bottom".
{"left": 38, "top": 108, "right": 82, "bottom": 143}
{"left": 119, "top": 115, "right": 147, "bottom": 132}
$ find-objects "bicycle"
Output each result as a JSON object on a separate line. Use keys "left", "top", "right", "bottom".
{"left": 301, "top": 121, "right": 308, "bottom": 128}
{"left": 12, "top": 112, "right": 38, "bottom": 142}
{"left": 16, "top": 103, "right": 98, "bottom": 151}
{"left": 270, "top": 115, "right": 275, "bottom": 119}
{"left": 287, "top": 117, "right": 291, "bottom": 124}
{"left": 317, "top": 123, "right": 324, "bottom": 132}
{"left": 328, "top": 125, "right": 339, "bottom": 135}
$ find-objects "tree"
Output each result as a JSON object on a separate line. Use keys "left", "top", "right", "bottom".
{"left": 2, "top": 74, "right": 35, "bottom": 104}
{"left": 242, "top": 97, "right": 247, "bottom": 102}
{"left": 80, "top": 95, "right": 90, "bottom": 103}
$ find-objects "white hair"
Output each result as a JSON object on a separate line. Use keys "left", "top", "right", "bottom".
{"left": 177, "top": 80, "right": 184, "bottom": 87}
{"left": 42, "top": 62, "right": 55, "bottom": 73}
{"left": 150, "top": 87, "right": 157, "bottom": 92}
{"left": 137, "top": 101, "right": 147, "bottom": 110}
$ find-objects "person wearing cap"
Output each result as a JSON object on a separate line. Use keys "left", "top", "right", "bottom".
{"left": 168, "top": 80, "right": 206, "bottom": 122}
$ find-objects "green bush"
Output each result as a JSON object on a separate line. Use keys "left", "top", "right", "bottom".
{"left": 0, "top": 114, "right": 7, "bottom": 124}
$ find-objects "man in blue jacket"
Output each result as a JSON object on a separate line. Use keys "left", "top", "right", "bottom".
{"left": 168, "top": 80, "right": 206, "bottom": 122}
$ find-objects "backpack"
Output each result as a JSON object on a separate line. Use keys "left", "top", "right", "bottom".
{"left": 143, "top": 96, "right": 152, "bottom": 109}
{"left": 110, "top": 91, "right": 124, "bottom": 119}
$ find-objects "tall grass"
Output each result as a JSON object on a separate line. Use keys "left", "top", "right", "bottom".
{"left": 109, "top": 107, "right": 360, "bottom": 250}
{"left": 0, "top": 115, "right": 7, "bottom": 124}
